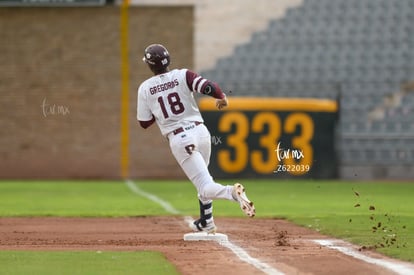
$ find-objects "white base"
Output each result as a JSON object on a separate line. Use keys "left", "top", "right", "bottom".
{"left": 183, "top": 232, "right": 228, "bottom": 242}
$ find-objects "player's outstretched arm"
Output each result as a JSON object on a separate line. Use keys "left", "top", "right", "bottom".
{"left": 185, "top": 70, "right": 228, "bottom": 110}
{"left": 204, "top": 83, "right": 228, "bottom": 110}
{"left": 198, "top": 79, "right": 228, "bottom": 110}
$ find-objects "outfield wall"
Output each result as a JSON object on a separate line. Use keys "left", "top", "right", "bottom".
{"left": 0, "top": 6, "right": 193, "bottom": 179}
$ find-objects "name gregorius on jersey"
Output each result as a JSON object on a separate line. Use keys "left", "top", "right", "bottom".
{"left": 149, "top": 79, "right": 179, "bottom": 95}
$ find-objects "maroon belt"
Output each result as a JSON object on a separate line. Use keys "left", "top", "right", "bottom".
{"left": 173, "top": 121, "right": 202, "bottom": 135}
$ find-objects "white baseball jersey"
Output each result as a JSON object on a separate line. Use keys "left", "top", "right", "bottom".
{"left": 137, "top": 68, "right": 205, "bottom": 136}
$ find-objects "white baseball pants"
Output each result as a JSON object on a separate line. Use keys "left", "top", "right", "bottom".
{"left": 168, "top": 122, "right": 235, "bottom": 204}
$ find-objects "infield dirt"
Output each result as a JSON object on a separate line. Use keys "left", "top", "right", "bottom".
{"left": 0, "top": 217, "right": 408, "bottom": 275}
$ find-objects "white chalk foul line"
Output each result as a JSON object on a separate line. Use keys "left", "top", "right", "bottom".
{"left": 218, "top": 240, "right": 284, "bottom": 275}
{"left": 125, "top": 179, "right": 180, "bottom": 215}
{"left": 314, "top": 239, "right": 414, "bottom": 275}
{"left": 125, "top": 180, "right": 283, "bottom": 275}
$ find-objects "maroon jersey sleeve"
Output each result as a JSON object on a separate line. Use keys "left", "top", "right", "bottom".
{"left": 139, "top": 115, "right": 155, "bottom": 129}
{"left": 185, "top": 70, "right": 225, "bottom": 99}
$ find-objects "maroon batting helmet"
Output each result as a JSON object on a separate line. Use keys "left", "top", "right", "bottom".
{"left": 142, "top": 44, "right": 170, "bottom": 73}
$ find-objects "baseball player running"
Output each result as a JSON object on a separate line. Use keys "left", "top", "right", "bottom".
{"left": 137, "top": 44, "right": 255, "bottom": 233}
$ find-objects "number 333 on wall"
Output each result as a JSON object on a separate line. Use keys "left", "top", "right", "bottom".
{"left": 198, "top": 97, "right": 339, "bottom": 179}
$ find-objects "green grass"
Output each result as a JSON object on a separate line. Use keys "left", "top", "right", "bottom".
{"left": 0, "top": 179, "right": 414, "bottom": 264}
{"left": 0, "top": 180, "right": 168, "bottom": 216}
{"left": 0, "top": 250, "right": 179, "bottom": 275}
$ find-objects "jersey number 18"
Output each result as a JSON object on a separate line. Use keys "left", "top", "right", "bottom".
{"left": 157, "top": 92, "right": 185, "bottom": 118}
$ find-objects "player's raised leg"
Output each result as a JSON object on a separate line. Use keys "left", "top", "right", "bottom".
{"left": 180, "top": 152, "right": 256, "bottom": 218}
